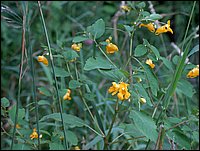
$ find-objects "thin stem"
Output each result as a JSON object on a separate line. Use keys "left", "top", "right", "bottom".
{"left": 37, "top": 1, "right": 68, "bottom": 149}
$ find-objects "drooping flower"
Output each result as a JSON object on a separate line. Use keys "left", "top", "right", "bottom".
{"left": 187, "top": 65, "right": 199, "bottom": 78}
{"left": 74, "top": 146, "right": 81, "bottom": 150}
{"left": 139, "top": 97, "right": 146, "bottom": 104}
{"left": 37, "top": 56, "right": 48, "bottom": 66}
{"left": 63, "top": 89, "right": 71, "bottom": 100}
{"left": 139, "top": 23, "right": 155, "bottom": 33}
{"left": 108, "top": 82, "right": 130, "bottom": 101}
{"left": 155, "top": 20, "right": 173, "bottom": 35}
{"left": 121, "top": 5, "right": 131, "bottom": 12}
{"left": 30, "top": 128, "right": 38, "bottom": 140}
{"left": 71, "top": 43, "right": 82, "bottom": 52}
{"left": 146, "top": 59, "right": 155, "bottom": 69}
{"left": 106, "top": 43, "right": 119, "bottom": 54}
{"left": 16, "top": 124, "right": 21, "bottom": 129}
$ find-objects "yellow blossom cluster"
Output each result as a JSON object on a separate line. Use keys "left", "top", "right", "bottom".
{"left": 105, "top": 37, "right": 119, "bottom": 54}
{"left": 63, "top": 89, "right": 72, "bottom": 100}
{"left": 139, "top": 20, "right": 173, "bottom": 35}
{"left": 108, "top": 82, "right": 131, "bottom": 101}
{"left": 187, "top": 65, "right": 199, "bottom": 78}
{"left": 71, "top": 43, "right": 82, "bottom": 52}
{"left": 30, "top": 128, "right": 38, "bottom": 140}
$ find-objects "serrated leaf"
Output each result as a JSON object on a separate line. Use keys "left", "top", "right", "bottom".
{"left": 54, "top": 67, "right": 71, "bottom": 77}
{"left": 69, "top": 80, "right": 82, "bottom": 89}
{"left": 86, "top": 18, "right": 105, "bottom": 39}
{"left": 98, "top": 69, "right": 127, "bottom": 81}
{"left": 84, "top": 135, "right": 103, "bottom": 150}
{"left": 8, "top": 105, "right": 25, "bottom": 123}
{"left": 160, "top": 57, "right": 174, "bottom": 71}
{"left": 1, "top": 97, "right": 10, "bottom": 108}
{"left": 129, "top": 110, "right": 158, "bottom": 142}
{"left": 119, "top": 123, "right": 145, "bottom": 137}
{"left": 66, "top": 130, "right": 78, "bottom": 145}
{"left": 39, "top": 113, "right": 85, "bottom": 128}
{"left": 62, "top": 50, "right": 79, "bottom": 62}
{"left": 177, "top": 79, "right": 195, "bottom": 98}
{"left": 38, "top": 100, "right": 50, "bottom": 106}
{"left": 72, "top": 36, "right": 89, "bottom": 43}
{"left": 134, "top": 44, "right": 148, "bottom": 57}
{"left": 145, "top": 14, "right": 162, "bottom": 21}
{"left": 149, "top": 45, "right": 160, "bottom": 59}
{"left": 49, "top": 142, "right": 64, "bottom": 150}
{"left": 84, "top": 56, "right": 114, "bottom": 71}
{"left": 38, "top": 87, "right": 52, "bottom": 96}
{"left": 143, "top": 64, "right": 159, "bottom": 96}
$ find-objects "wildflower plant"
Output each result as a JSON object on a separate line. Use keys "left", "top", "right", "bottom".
{"left": 1, "top": 1, "right": 199, "bottom": 150}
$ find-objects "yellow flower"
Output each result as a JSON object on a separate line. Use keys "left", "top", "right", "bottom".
{"left": 74, "top": 146, "right": 80, "bottom": 150}
{"left": 63, "top": 89, "right": 71, "bottom": 100}
{"left": 108, "top": 82, "right": 130, "bottom": 101}
{"left": 187, "top": 65, "right": 199, "bottom": 78}
{"left": 16, "top": 124, "right": 21, "bottom": 129}
{"left": 139, "top": 23, "right": 155, "bottom": 33}
{"left": 30, "top": 128, "right": 38, "bottom": 140}
{"left": 108, "top": 82, "right": 120, "bottom": 96}
{"left": 71, "top": 43, "right": 82, "bottom": 52}
{"left": 37, "top": 56, "right": 48, "bottom": 66}
{"left": 146, "top": 59, "right": 155, "bottom": 69}
{"left": 140, "top": 98, "right": 146, "bottom": 104}
{"left": 121, "top": 5, "right": 131, "bottom": 12}
{"left": 106, "top": 43, "right": 119, "bottom": 54}
{"left": 155, "top": 20, "right": 173, "bottom": 35}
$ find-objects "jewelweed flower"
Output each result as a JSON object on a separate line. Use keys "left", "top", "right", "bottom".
{"left": 74, "top": 146, "right": 80, "bottom": 150}
{"left": 38, "top": 56, "right": 48, "bottom": 66}
{"left": 121, "top": 5, "right": 131, "bottom": 12}
{"left": 63, "top": 89, "right": 71, "bottom": 100}
{"left": 16, "top": 124, "right": 21, "bottom": 129}
{"left": 71, "top": 43, "right": 82, "bottom": 52}
{"left": 108, "top": 82, "right": 130, "bottom": 101}
{"left": 30, "top": 128, "right": 38, "bottom": 140}
{"left": 106, "top": 43, "right": 119, "bottom": 54}
{"left": 187, "top": 65, "right": 199, "bottom": 78}
{"left": 146, "top": 59, "right": 155, "bottom": 69}
{"left": 140, "top": 98, "right": 146, "bottom": 104}
{"left": 155, "top": 20, "right": 173, "bottom": 35}
{"left": 139, "top": 23, "right": 155, "bottom": 33}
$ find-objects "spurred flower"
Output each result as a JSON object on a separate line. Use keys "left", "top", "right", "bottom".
{"left": 108, "top": 82, "right": 130, "bottom": 101}
{"left": 106, "top": 43, "right": 119, "bottom": 54}
{"left": 187, "top": 65, "right": 199, "bottom": 78}
{"left": 155, "top": 20, "right": 173, "bottom": 35}
{"left": 71, "top": 43, "right": 82, "bottom": 52}
{"left": 30, "top": 128, "right": 38, "bottom": 140}
{"left": 139, "top": 23, "right": 155, "bottom": 33}
{"left": 63, "top": 89, "right": 71, "bottom": 100}
{"left": 16, "top": 124, "right": 21, "bottom": 129}
{"left": 38, "top": 56, "right": 48, "bottom": 66}
{"left": 121, "top": 5, "right": 131, "bottom": 12}
{"left": 146, "top": 59, "right": 155, "bottom": 69}
{"left": 140, "top": 98, "right": 146, "bottom": 104}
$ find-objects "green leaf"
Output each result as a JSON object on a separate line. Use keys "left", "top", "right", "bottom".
{"left": 1, "top": 97, "right": 10, "bottom": 108}
{"left": 72, "top": 36, "right": 89, "bottom": 43}
{"left": 39, "top": 113, "right": 85, "bottom": 128}
{"left": 66, "top": 130, "right": 78, "bottom": 145}
{"left": 160, "top": 57, "right": 174, "bottom": 71}
{"left": 84, "top": 56, "right": 114, "bottom": 71}
{"left": 136, "top": 2, "right": 146, "bottom": 8}
{"left": 129, "top": 110, "right": 158, "bottom": 142}
{"left": 145, "top": 14, "right": 162, "bottom": 20}
{"left": 8, "top": 105, "right": 25, "bottom": 123}
{"left": 84, "top": 135, "right": 103, "bottom": 150}
{"left": 149, "top": 45, "right": 160, "bottom": 59}
{"left": 69, "top": 80, "right": 82, "bottom": 89}
{"left": 38, "top": 87, "right": 52, "bottom": 96}
{"left": 176, "top": 79, "right": 195, "bottom": 98}
{"left": 62, "top": 50, "right": 79, "bottom": 62}
{"left": 143, "top": 64, "right": 159, "bottom": 96}
{"left": 187, "top": 44, "right": 199, "bottom": 57}
{"left": 54, "top": 67, "right": 71, "bottom": 77}
{"left": 49, "top": 142, "right": 64, "bottom": 150}
{"left": 123, "top": 25, "right": 133, "bottom": 36}
{"left": 134, "top": 44, "right": 148, "bottom": 57}
{"left": 38, "top": 100, "right": 51, "bottom": 106}
{"left": 86, "top": 18, "right": 105, "bottom": 39}
{"left": 135, "top": 83, "right": 152, "bottom": 106}
{"left": 98, "top": 69, "right": 127, "bottom": 81}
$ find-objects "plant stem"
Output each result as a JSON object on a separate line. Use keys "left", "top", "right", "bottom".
{"left": 104, "top": 99, "right": 119, "bottom": 150}
{"left": 37, "top": 1, "right": 68, "bottom": 149}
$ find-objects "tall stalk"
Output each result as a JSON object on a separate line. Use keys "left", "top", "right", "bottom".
{"left": 37, "top": 1, "right": 68, "bottom": 149}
